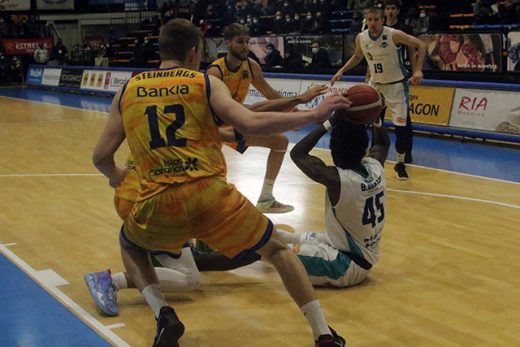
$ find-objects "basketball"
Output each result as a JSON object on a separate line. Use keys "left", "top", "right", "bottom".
{"left": 336, "top": 84, "right": 383, "bottom": 124}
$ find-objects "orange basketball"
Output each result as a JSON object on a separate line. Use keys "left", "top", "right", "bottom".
{"left": 336, "top": 84, "right": 383, "bottom": 124}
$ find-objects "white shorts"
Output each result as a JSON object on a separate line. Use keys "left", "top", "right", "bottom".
{"left": 293, "top": 232, "right": 370, "bottom": 288}
{"left": 369, "top": 80, "right": 409, "bottom": 127}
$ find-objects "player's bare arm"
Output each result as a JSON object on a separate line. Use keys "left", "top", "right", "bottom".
{"left": 92, "top": 88, "right": 127, "bottom": 188}
{"left": 248, "top": 84, "right": 328, "bottom": 112}
{"left": 331, "top": 35, "right": 364, "bottom": 86}
{"left": 368, "top": 123, "right": 390, "bottom": 166}
{"left": 392, "top": 30, "right": 426, "bottom": 85}
{"left": 290, "top": 119, "right": 341, "bottom": 202}
{"left": 249, "top": 58, "right": 282, "bottom": 99}
{"left": 209, "top": 75, "right": 351, "bottom": 135}
{"left": 205, "top": 65, "right": 223, "bottom": 80}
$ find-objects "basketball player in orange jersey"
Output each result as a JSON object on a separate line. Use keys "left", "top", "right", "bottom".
{"left": 331, "top": 7, "right": 426, "bottom": 180}
{"left": 85, "top": 85, "right": 329, "bottom": 314}
{"left": 91, "top": 18, "right": 349, "bottom": 347}
{"left": 207, "top": 23, "right": 322, "bottom": 213}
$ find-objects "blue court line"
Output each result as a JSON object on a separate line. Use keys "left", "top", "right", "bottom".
{"left": 0, "top": 252, "right": 112, "bottom": 347}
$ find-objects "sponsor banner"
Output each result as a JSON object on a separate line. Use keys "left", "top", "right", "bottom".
{"left": 406, "top": 86, "right": 454, "bottom": 126}
{"left": 298, "top": 80, "right": 356, "bottom": 110}
{"left": 249, "top": 36, "right": 284, "bottom": 65}
{"left": 80, "top": 70, "right": 109, "bottom": 91}
{"left": 0, "top": 0, "right": 30, "bottom": 10}
{"left": 26, "top": 66, "right": 44, "bottom": 85}
{"left": 105, "top": 71, "right": 132, "bottom": 92}
{"left": 244, "top": 78, "right": 302, "bottom": 105}
{"left": 420, "top": 33, "right": 502, "bottom": 73}
{"left": 41, "top": 68, "right": 62, "bottom": 86}
{"left": 36, "top": 0, "right": 74, "bottom": 10}
{"left": 507, "top": 31, "right": 520, "bottom": 72}
{"left": 1, "top": 38, "right": 53, "bottom": 55}
{"left": 450, "top": 89, "right": 520, "bottom": 135}
{"left": 59, "top": 69, "right": 83, "bottom": 88}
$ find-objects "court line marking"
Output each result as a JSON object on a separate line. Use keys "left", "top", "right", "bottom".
{"left": 387, "top": 188, "right": 520, "bottom": 210}
{"left": 0, "top": 243, "right": 130, "bottom": 347}
{"left": 0, "top": 173, "right": 101, "bottom": 177}
{"left": 311, "top": 147, "right": 520, "bottom": 186}
{"left": 0, "top": 95, "right": 110, "bottom": 114}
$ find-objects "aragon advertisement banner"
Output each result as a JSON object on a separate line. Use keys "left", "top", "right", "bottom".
{"left": 407, "top": 86, "right": 454, "bottom": 125}
{"left": 449, "top": 89, "right": 520, "bottom": 136}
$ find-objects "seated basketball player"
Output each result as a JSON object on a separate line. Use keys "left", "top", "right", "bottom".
{"left": 283, "top": 115, "right": 390, "bottom": 287}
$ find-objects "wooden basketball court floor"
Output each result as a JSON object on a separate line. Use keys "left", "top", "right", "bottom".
{"left": 1, "top": 94, "right": 520, "bottom": 346}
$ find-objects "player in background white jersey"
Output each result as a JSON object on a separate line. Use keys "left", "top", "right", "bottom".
{"left": 331, "top": 7, "right": 426, "bottom": 180}
{"left": 282, "top": 115, "right": 390, "bottom": 287}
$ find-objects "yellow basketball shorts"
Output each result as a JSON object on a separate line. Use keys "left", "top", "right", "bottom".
{"left": 123, "top": 176, "right": 272, "bottom": 260}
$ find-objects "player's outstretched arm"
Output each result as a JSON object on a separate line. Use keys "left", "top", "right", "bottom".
{"left": 92, "top": 88, "right": 127, "bottom": 188}
{"left": 393, "top": 30, "right": 426, "bottom": 85}
{"left": 249, "top": 58, "right": 282, "bottom": 99}
{"left": 331, "top": 35, "right": 364, "bottom": 86}
{"left": 368, "top": 121, "right": 390, "bottom": 166}
{"left": 247, "top": 84, "right": 327, "bottom": 112}
{"left": 290, "top": 117, "right": 340, "bottom": 188}
{"left": 209, "top": 75, "right": 351, "bottom": 135}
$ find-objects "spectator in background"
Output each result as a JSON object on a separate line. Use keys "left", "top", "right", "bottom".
{"left": 284, "top": 50, "right": 304, "bottom": 72}
{"left": 283, "top": 14, "right": 295, "bottom": 34}
{"left": 33, "top": 43, "right": 49, "bottom": 64}
{"left": 271, "top": 11, "right": 285, "bottom": 35}
{"left": 351, "top": 10, "right": 364, "bottom": 33}
{"left": 302, "top": 11, "right": 319, "bottom": 34}
{"left": 348, "top": 0, "right": 373, "bottom": 11}
{"left": 7, "top": 56, "right": 23, "bottom": 83}
{"left": 473, "top": 0, "right": 497, "bottom": 24}
{"left": 498, "top": 0, "right": 520, "bottom": 24}
{"left": 404, "top": 7, "right": 420, "bottom": 34}
{"left": 293, "top": 12, "right": 304, "bottom": 34}
{"left": 264, "top": 43, "right": 284, "bottom": 67}
{"left": 416, "top": 9, "right": 429, "bottom": 34}
{"left": 0, "top": 51, "right": 9, "bottom": 84}
{"left": 306, "top": 41, "right": 331, "bottom": 69}
{"left": 51, "top": 38, "right": 68, "bottom": 65}
{"left": 131, "top": 39, "right": 146, "bottom": 67}
{"left": 249, "top": 16, "right": 264, "bottom": 36}
{"left": 315, "top": 11, "right": 329, "bottom": 34}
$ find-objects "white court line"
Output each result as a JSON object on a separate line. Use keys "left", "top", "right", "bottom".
{"left": 0, "top": 243, "right": 130, "bottom": 347}
{"left": 0, "top": 173, "right": 101, "bottom": 177}
{"left": 0, "top": 95, "right": 109, "bottom": 114}
{"left": 387, "top": 188, "right": 520, "bottom": 210}
{"left": 311, "top": 146, "right": 520, "bottom": 186}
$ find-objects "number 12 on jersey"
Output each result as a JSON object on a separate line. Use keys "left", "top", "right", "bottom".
{"left": 362, "top": 191, "right": 385, "bottom": 227}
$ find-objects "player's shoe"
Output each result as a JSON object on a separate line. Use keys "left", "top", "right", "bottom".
{"left": 315, "top": 326, "right": 346, "bottom": 347}
{"left": 256, "top": 198, "right": 295, "bottom": 213}
{"left": 394, "top": 162, "right": 409, "bottom": 181}
{"left": 153, "top": 306, "right": 185, "bottom": 347}
{"left": 84, "top": 269, "right": 119, "bottom": 316}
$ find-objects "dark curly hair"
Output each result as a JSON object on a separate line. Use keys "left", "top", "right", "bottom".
{"left": 330, "top": 119, "right": 369, "bottom": 169}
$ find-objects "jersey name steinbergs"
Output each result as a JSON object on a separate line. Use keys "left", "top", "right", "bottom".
{"left": 120, "top": 67, "right": 226, "bottom": 200}
{"left": 324, "top": 157, "right": 386, "bottom": 265}
{"left": 360, "top": 26, "right": 407, "bottom": 84}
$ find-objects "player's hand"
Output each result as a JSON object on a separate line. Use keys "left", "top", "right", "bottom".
{"left": 314, "top": 94, "right": 352, "bottom": 122}
{"left": 408, "top": 71, "right": 423, "bottom": 85}
{"left": 109, "top": 167, "right": 127, "bottom": 188}
{"left": 330, "top": 70, "right": 344, "bottom": 86}
{"left": 298, "top": 84, "right": 328, "bottom": 103}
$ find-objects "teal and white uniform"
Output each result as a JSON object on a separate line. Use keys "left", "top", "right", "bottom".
{"left": 360, "top": 26, "right": 410, "bottom": 126}
{"left": 296, "top": 157, "right": 386, "bottom": 287}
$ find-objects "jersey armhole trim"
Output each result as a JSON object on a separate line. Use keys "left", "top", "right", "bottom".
{"left": 205, "top": 74, "right": 224, "bottom": 126}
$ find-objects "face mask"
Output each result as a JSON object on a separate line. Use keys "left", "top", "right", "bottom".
{"left": 286, "top": 18, "right": 291, "bottom": 22}
{"left": 276, "top": 16, "right": 281, "bottom": 20}
{"left": 247, "top": 18, "right": 252, "bottom": 22}
{"left": 420, "top": 12, "right": 426, "bottom": 18}
{"left": 295, "top": 16, "right": 300, "bottom": 20}
{"left": 253, "top": 19, "right": 258, "bottom": 23}
{"left": 312, "top": 47, "right": 319, "bottom": 53}
{"left": 316, "top": 13, "right": 321, "bottom": 17}
{"left": 307, "top": 15, "right": 312, "bottom": 19}
{"left": 240, "top": 19, "right": 245, "bottom": 23}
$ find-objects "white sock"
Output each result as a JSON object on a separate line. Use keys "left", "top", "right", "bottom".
{"left": 153, "top": 248, "right": 201, "bottom": 291}
{"left": 396, "top": 152, "right": 405, "bottom": 163}
{"left": 259, "top": 179, "right": 275, "bottom": 201}
{"left": 111, "top": 272, "right": 128, "bottom": 290}
{"left": 141, "top": 283, "right": 168, "bottom": 318}
{"left": 300, "top": 300, "right": 331, "bottom": 339}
